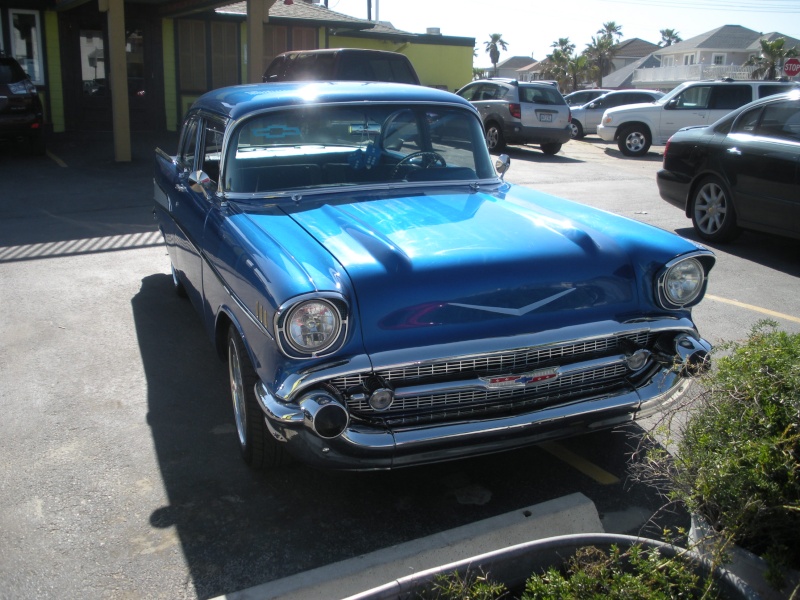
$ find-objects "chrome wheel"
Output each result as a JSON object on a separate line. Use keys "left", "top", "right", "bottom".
{"left": 485, "top": 124, "right": 505, "bottom": 152}
{"left": 691, "top": 177, "right": 740, "bottom": 242}
{"left": 228, "top": 336, "right": 248, "bottom": 448}
{"left": 617, "top": 125, "right": 651, "bottom": 157}
{"left": 569, "top": 121, "right": 583, "bottom": 139}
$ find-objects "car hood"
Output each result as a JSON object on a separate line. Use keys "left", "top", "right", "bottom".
{"left": 245, "top": 185, "right": 691, "bottom": 355}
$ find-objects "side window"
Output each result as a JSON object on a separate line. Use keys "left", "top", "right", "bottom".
{"left": 179, "top": 119, "right": 200, "bottom": 170}
{"left": 758, "top": 85, "right": 799, "bottom": 99}
{"left": 756, "top": 102, "right": 800, "bottom": 142}
{"left": 201, "top": 120, "right": 226, "bottom": 183}
{"left": 457, "top": 84, "right": 479, "bottom": 101}
{"left": 710, "top": 85, "right": 751, "bottom": 110}
{"left": 675, "top": 86, "right": 711, "bottom": 109}
{"left": 731, "top": 106, "right": 762, "bottom": 134}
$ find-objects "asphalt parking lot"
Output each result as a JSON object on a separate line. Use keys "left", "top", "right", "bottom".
{"left": 2, "top": 131, "right": 799, "bottom": 599}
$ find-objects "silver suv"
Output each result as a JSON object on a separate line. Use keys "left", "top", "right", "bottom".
{"left": 456, "top": 79, "right": 571, "bottom": 154}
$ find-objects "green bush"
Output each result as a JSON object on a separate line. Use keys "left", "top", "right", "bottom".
{"left": 672, "top": 322, "right": 800, "bottom": 568}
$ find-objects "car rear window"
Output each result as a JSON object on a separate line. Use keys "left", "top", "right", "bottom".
{"left": 338, "top": 55, "right": 418, "bottom": 84}
{"left": 758, "top": 84, "right": 800, "bottom": 99}
{"left": 519, "top": 86, "right": 564, "bottom": 105}
{"left": 0, "top": 58, "right": 27, "bottom": 84}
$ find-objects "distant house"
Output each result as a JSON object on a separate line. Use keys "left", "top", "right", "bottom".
{"left": 610, "top": 38, "right": 661, "bottom": 71}
{"left": 632, "top": 25, "right": 800, "bottom": 88}
{"left": 485, "top": 55, "right": 537, "bottom": 79}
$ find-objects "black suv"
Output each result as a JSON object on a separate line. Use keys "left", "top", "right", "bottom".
{"left": 456, "top": 79, "right": 571, "bottom": 154}
{"left": 0, "top": 53, "right": 44, "bottom": 155}
{"left": 262, "top": 48, "right": 420, "bottom": 85}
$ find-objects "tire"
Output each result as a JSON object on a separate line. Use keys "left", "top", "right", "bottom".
{"left": 690, "top": 176, "right": 741, "bottom": 243}
{"left": 227, "top": 326, "right": 288, "bottom": 469}
{"left": 485, "top": 123, "right": 506, "bottom": 153}
{"left": 170, "top": 264, "right": 188, "bottom": 298}
{"left": 569, "top": 120, "right": 584, "bottom": 140}
{"left": 540, "top": 143, "right": 562, "bottom": 155}
{"left": 617, "top": 124, "right": 651, "bottom": 157}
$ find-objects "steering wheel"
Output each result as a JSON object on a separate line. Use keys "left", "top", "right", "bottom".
{"left": 391, "top": 151, "right": 446, "bottom": 179}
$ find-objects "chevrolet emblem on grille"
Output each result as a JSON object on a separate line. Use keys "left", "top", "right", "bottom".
{"left": 482, "top": 367, "right": 559, "bottom": 388}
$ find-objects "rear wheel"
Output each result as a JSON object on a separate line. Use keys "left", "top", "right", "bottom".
{"left": 617, "top": 124, "right": 651, "bottom": 157}
{"left": 540, "top": 143, "right": 562, "bottom": 155}
{"left": 691, "top": 176, "right": 741, "bottom": 242}
{"left": 485, "top": 123, "right": 506, "bottom": 153}
{"left": 227, "top": 326, "right": 288, "bottom": 469}
{"left": 569, "top": 121, "right": 584, "bottom": 139}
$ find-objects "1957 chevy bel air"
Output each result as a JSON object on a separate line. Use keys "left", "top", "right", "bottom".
{"left": 153, "top": 81, "right": 714, "bottom": 471}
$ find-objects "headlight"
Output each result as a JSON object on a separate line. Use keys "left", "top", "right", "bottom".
{"left": 284, "top": 299, "right": 341, "bottom": 353}
{"left": 660, "top": 257, "right": 705, "bottom": 308}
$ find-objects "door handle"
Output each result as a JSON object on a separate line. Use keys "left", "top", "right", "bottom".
{"left": 726, "top": 147, "right": 742, "bottom": 156}
{"left": 175, "top": 184, "right": 187, "bottom": 192}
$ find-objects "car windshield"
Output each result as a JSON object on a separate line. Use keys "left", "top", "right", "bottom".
{"left": 222, "top": 104, "right": 494, "bottom": 195}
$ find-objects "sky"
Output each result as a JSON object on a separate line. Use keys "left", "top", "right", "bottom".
{"left": 324, "top": 0, "right": 800, "bottom": 67}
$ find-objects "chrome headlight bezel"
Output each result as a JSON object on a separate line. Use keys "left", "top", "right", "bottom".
{"left": 657, "top": 254, "right": 712, "bottom": 310}
{"left": 274, "top": 294, "right": 349, "bottom": 358}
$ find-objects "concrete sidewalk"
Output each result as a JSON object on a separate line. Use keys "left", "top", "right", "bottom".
{"left": 218, "top": 493, "right": 603, "bottom": 600}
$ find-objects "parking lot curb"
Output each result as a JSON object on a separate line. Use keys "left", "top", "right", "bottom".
{"left": 217, "top": 492, "right": 602, "bottom": 600}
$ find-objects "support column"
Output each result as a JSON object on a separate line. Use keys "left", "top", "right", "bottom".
{"left": 100, "top": 0, "right": 131, "bottom": 162}
{"left": 246, "top": 0, "right": 277, "bottom": 84}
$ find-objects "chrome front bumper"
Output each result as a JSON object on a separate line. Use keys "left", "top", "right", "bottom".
{"left": 254, "top": 332, "right": 707, "bottom": 470}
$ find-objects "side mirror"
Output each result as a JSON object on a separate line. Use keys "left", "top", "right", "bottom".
{"left": 665, "top": 99, "right": 679, "bottom": 110}
{"left": 495, "top": 154, "right": 511, "bottom": 179}
{"left": 188, "top": 170, "right": 215, "bottom": 200}
{"left": 588, "top": 102, "right": 600, "bottom": 109}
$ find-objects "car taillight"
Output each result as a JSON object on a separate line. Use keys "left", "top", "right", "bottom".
{"left": 509, "top": 103, "right": 521, "bottom": 119}
{"left": 663, "top": 138, "right": 671, "bottom": 161}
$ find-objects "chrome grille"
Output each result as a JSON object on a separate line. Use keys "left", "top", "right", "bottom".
{"left": 328, "top": 331, "right": 653, "bottom": 426}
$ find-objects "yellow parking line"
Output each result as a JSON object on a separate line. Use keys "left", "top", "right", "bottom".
{"left": 540, "top": 441, "right": 620, "bottom": 485}
{"left": 46, "top": 150, "right": 68, "bottom": 168}
{"left": 706, "top": 295, "right": 800, "bottom": 325}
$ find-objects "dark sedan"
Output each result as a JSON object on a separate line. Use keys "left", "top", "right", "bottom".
{"left": 657, "top": 91, "right": 800, "bottom": 243}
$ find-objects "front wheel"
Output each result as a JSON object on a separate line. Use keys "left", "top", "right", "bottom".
{"left": 540, "top": 143, "right": 562, "bottom": 155}
{"left": 227, "top": 326, "right": 288, "bottom": 469}
{"left": 691, "top": 176, "right": 740, "bottom": 242}
{"left": 617, "top": 125, "right": 651, "bottom": 157}
{"left": 569, "top": 121, "right": 584, "bottom": 139}
{"left": 485, "top": 123, "right": 506, "bottom": 153}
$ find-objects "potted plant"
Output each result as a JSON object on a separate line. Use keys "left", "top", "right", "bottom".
{"left": 348, "top": 533, "right": 759, "bottom": 599}
{"left": 632, "top": 321, "right": 800, "bottom": 598}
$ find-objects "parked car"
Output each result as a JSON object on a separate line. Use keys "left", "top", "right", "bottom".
{"left": 563, "top": 88, "right": 612, "bottom": 107}
{"left": 0, "top": 53, "right": 45, "bottom": 155}
{"left": 154, "top": 81, "right": 715, "bottom": 471}
{"left": 657, "top": 90, "right": 800, "bottom": 243}
{"left": 597, "top": 79, "right": 800, "bottom": 157}
{"left": 569, "top": 89, "right": 664, "bottom": 139}
{"left": 456, "top": 78, "right": 571, "bottom": 154}
{"left": 262, "top": 48, "right": 420, "bottom": 85}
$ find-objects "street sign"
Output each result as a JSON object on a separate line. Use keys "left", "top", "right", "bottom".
{"left": 784, "top": 58, "right": 800, "bottom": 77}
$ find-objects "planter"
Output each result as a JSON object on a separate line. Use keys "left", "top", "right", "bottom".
{"left": 347, "top": 533, "right": 760, "bottom": 600}
{"left": 690, "top": 514, "right": 800, "bottom": 600}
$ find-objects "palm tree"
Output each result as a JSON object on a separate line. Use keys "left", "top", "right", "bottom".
{"left": 551, "top": 37, "right": 576, "bottom": 56}
{"left": 744, "top": 37, "right": 799, "bottom": 80}
{"left": 484, "top": 33, "right": 509, "bottom": 77}
{"left": 566, "top": 54, "right": 591, "bottom": 92}
{"left": 659, "top": 29, "right": 682, "bottom": 47}
{"left": 584, "top": 35, "right": 616, "bottom": 87}
{"left": 597, "top": 22, "right": 623, "bottom": 43}
{"left": 541, "top": 38, "right": 575, "bottom": 91}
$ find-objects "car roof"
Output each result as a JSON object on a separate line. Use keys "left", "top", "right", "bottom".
{"left": 276, "top": 48, "right": 406, "bottom": 57}
{"left": 191, "top": 81, "right": 475, "bottom": 121}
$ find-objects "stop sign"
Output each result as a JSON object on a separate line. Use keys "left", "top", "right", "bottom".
{"left": 784, "top": 58, "right": 800, "bottom": 77}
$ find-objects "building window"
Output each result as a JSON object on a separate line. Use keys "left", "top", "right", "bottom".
{"left": 683, "top": 54, "right": 696, "bottom": 66}
{"left": 662, "top": 56, "right": 674, "bottom": 67}
{"left": 712, "top": 54, "right": 726, "bottom": 66}
{"left": 10, "top": 9, "right": 44, "bottom": 84}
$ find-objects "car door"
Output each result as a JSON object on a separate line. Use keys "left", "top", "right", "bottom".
{"left": 170, "top": 116, "right": 225, "bottom": 311}
{"left": 723, "top": 99, "right": 800, "bottom": 237}
{"left": 660, "top": 85, "right": 712, "bottom": 138}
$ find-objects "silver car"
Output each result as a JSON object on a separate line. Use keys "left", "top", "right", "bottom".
{"left": 457, "top": 79, "right": 571, "bottom": 154}
{"left": 570, "top": 89, "right": 664, "bottom": 139}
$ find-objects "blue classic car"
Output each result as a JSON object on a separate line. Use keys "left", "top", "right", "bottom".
{"left": 154, "top": 82, "right": 714, "bottom": 471}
